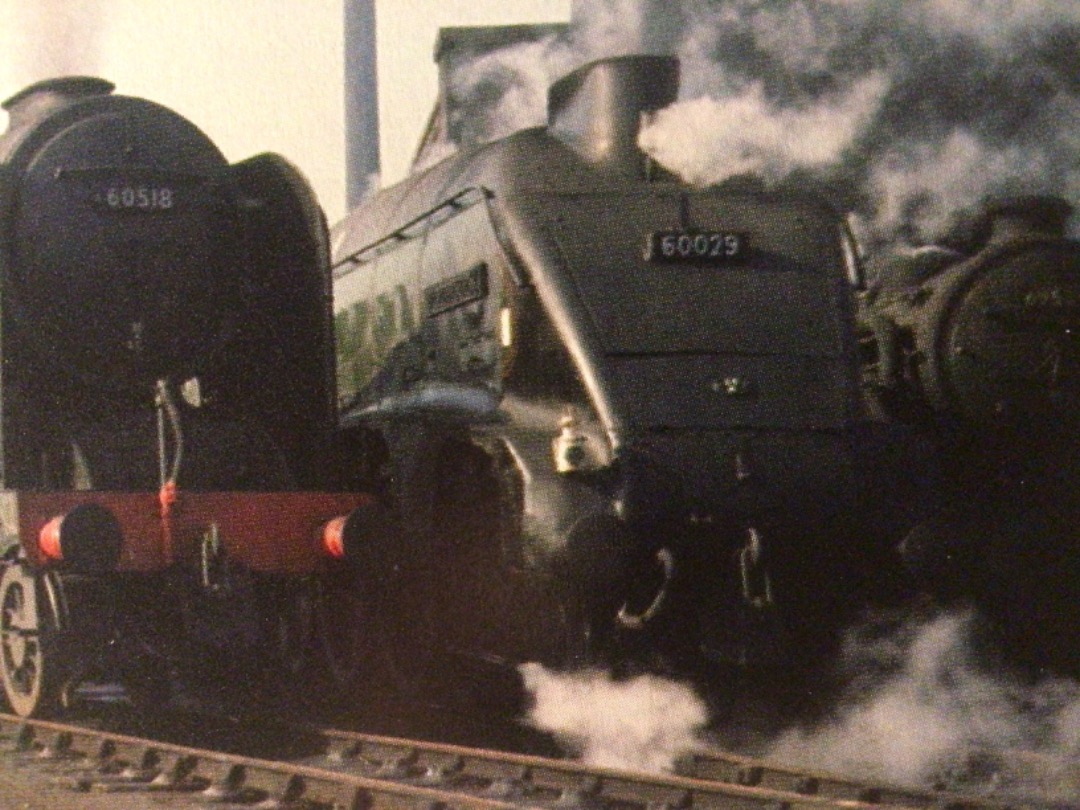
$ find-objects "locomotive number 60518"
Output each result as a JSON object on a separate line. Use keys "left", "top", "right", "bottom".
{"left": 98, "top": 185, "right": 176, "bottom": 211}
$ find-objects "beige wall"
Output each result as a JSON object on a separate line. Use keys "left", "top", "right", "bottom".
{"left": 1, "top": 0, "right": 567, "bottom": 224}
{"left": 1, "top": 0, "right": 347, "bottom": 219}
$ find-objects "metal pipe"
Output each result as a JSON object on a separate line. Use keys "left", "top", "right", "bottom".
{"left": 344, "top": 0, "right": 381, "bottom": 209}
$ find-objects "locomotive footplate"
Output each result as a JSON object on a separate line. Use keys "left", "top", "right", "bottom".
{"left": 0, "top": 490, "right": 368, "bottom": 574}
{"left": 0, "top": 488, "right": 372, "bottom": 716}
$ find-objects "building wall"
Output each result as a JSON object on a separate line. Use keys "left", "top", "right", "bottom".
{"left": 374, "top": 0, "right": 569, "bottom": 191}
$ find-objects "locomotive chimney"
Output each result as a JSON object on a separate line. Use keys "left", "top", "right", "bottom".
{"left": 548, "top": 55, "right": 679, "bottom": 178}
{"left": 982, "top": 195, "right": 1073, "bottom": 247}
{"left": 2, "top": 76, "right": 114, "bottom": 133}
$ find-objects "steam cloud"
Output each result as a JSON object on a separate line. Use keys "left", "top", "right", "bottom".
{"left": 521, "top": 609, "right": 1080, "bottom": 802}
{"left": 638, "top": 72, "right": 889, "bottom": 188}
{"left": 425, "top": 0, "right": 1080, "bottom": 250}
{"left": 519, "top": 662, "right": 709, "bottom": 773}
{"left": 766, "top": 610, "right": 1080, "bottom": 801}
{"left": 439, "top": 36, "right": 572, "bottom": 157}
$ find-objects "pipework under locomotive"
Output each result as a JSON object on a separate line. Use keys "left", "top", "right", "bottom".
{"left": 859, "top": 196, "right": 1080, "bottom": 674}
{"left": 0, "top": 77, "right": 371, "bottom": 716}
{"left": 329, "top": 55, "right": 936, "bottom": 696}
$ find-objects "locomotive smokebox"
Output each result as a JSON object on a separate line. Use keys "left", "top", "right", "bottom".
{"left": 549, "top": 55, "right": 678, "bottom": 178}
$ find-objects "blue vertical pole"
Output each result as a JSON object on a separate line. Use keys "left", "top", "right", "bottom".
{"left": 344, "top": 0, "right": 380, "bottom": 211}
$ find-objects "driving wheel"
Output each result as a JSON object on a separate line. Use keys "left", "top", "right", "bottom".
{"left": 0, "top": 564, "right": 63, "bottom": 717}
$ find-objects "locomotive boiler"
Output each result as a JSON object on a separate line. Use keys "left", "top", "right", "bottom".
{"left": 329, "top": 55, "right": 935, "bottom": 701}
{"left": 0, "top": 77, "right": 371, "bottom": 716}
{"left": 859, "top": 196, "right": 1080, "bottom": 674}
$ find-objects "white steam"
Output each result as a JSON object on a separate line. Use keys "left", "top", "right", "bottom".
{"left": 445, "top": 35, "right": 573, "bottom": 147}
{"left": 767, "top": 611, "right": 1080, "bottom": 800}
{"left": 911, "top": 0, "right": 1080, "bottom": 49}
{"left": 570, "top": 0, "right": 649, "bottom": 57}
{"left": 569, "top": 0, "right": 683, "bottom": 57}
{"left": 519, "top": 663, "right": 710, "bottom": 773}
{"left": 520, "top": 609, "right": 1080, "bottom": 799}
{"left": 429, "top": 0, "right": 1080, "bottom": 248}
{"left": 638, "top": 73, "right": 888, "bottom": 188}
{"left": 867, "top": 130, "right": 1061, "bottom": 247}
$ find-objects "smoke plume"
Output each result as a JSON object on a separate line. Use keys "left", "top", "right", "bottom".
{"left": 521, "top": 610, "right": 1080, "bottom": 802}
{"left": 426, "top": 0, "right": 1080, "bottom": 249}
{"left": 519, "top": 662, "right": 710, "bottom": 773}
{"left": 638, "top": 72, "right": 888, "bottom": 188}
{"left": 766, "top": 610, "right": 1080, "bottom": 801}
{"left": 442, "top": 36, "right": 573, "bottom": 152}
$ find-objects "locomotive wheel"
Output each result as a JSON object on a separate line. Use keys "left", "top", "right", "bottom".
{"left": 0, "top": 564, "right": 64, "bottom": 717}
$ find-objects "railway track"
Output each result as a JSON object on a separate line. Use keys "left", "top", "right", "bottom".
{"left": 293, "top": 723, "right": 1077, "bottom": 810}
{"left": 0, "top": 713, "right": 1073, "bottom": 810}
{"left": 679, "top": 744, "right": 1079, "bottom": 808}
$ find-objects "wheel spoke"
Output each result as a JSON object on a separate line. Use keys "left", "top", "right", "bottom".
{"left": 0, "top": 566, "right": 58, "bottom": 716}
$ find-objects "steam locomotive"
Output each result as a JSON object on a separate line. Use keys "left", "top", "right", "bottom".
{"left": 0, "top": 77, "right": 371, "bottom": 716}
{"left": 328, "top": 55, "right": 938, "bottom": 702}
{"left": 859, "top": 196, "right": 1080, "bottom": 674}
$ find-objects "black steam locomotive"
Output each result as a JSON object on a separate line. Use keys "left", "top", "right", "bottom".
{"left": 859, "top": 196, "right": 1080, "bottom": 674}
{"left": 0, "top": 77, "right": 371, "bottom": 716}
{"left": 329, "top": 55, "right": 937, "bottom": 702}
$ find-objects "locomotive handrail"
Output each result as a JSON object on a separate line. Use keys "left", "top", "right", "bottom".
{"left": 332, "top": 186, "right": 490, "bottom": 276}
{"left": 616, "top": 546, "right": 675, "bottom": 629}
{"left": 154, "top": 379, "right": 184, "bottom": 488}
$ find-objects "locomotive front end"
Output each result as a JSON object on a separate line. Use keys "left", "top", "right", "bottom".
{"left": 0, "top": 78, "right": 371, "bottom": 716}
{"left": 861, "top": 196, "right": 1080, "bottom": 674}
{"left": 331, "top": 55, "right": 933, "bottom": 698}
{"left": 495, "top": 181, "right": 883, "bottom": 669}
